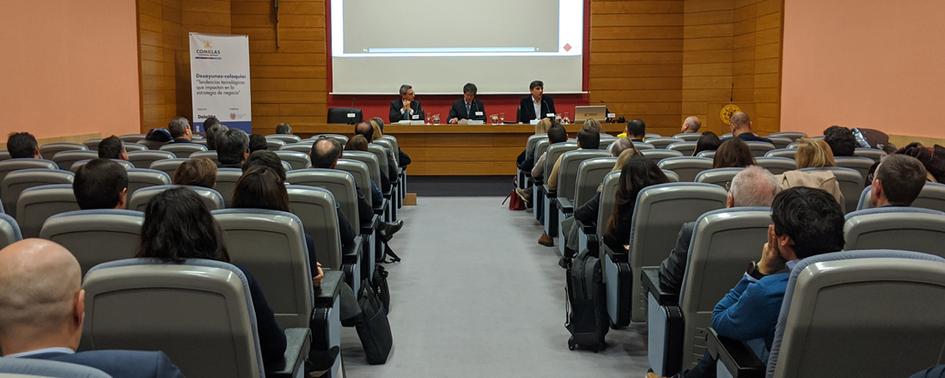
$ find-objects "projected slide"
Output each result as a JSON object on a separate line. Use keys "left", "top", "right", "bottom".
{"left": 330, "top": 0, "right": 583, "bottom": 94}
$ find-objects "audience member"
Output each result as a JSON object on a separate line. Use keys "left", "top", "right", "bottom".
{"left": 583, "top": 119, "right": 603, "bottom": 134}
{"left": 202, "top": 116, "right": 221, "bottom": 134}
{"left": 142, "top": 128, "right": 173, "bottom": 150}
{"left": 243, "top": 150, "right": 286, "bottom": 180}
{"left": 371, "top": 117, "right": 385, "bottom": 132}
{"left": 658, "top": 166, "right": 778, "bottom": 295}
{"left": 530, "top": 125, "right": 568, "bottom": 180}
{"left": 0, "top": 239, "right": 183, "bottom": 377}
{"left": 794, "top": 138, "right": 836, "bottom": 168}
{"left": 893, "top": 142, "right": 945, "bottom": 183}
{"left": 249, "top": 134, "right": 268, "bottom": 152}
{"left": 369, "top": 119, "right": 385, "bottom": 141}
{"left": 680, "top": 116, "right": 702, "bottom": 133}
{"left": 97, "top": 135, "right": 128, "bottom": 160}
{"left": 538, "top": 125, "right": 601, "bottom": 247}
{"left": 217, "top": 129, "right": 249, "bottom": 169}
{"left": 602, "top": 155, "right": 670, "bottom": 253}
{"left": 167, "top": 117, "right": 193, "bottom": 143}
{"left": 519, "top": 118, "right": 554, "bottom": 174}
{"left": 204, "top": 122, "right": 227, "bottom": 151}
{"left": 354, "top": 121, "right": 374, "bottom": 142}
{"left": 713, "top": 138, "right": 755, "bottom": 168}
{"left": 345, "top": 135, "right": 370, "bottom": 152}
{"left": 74, "top": 159, "right": 128, "bottom": 210}
{"left": 694, "top": 132, "right": 722, "bottom": 156}
{"left": 625, "top": 119, "right": 646, "bottom": 142}
{"left": 275, "top": 123, "right": 292, "bottom": 135}
{"left": 354, "top": 121, "right": 397, "bottom": 194}
{"left": 6, "top": 132, "right": 40, "bottom": 159}
{"left": 869, "top": 154, "right": 928, "bottom": 207}
{"left": 823, "top": 126, "right": 857, "bottom": 157}
{"left": 137, "top": 187, "right": 286, "bottom": 370}
{"left": 728, "top": 112, "right": 773, "bottom": 143}
{"left": 172, "top": 158, "right": 217, "bottom": 188}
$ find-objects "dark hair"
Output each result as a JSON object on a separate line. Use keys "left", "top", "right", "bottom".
{"left": 217, "top": 129, "right": 249, "bottom": 164}
{"left": 167, "top": 117, "right": 190, "bottom": 138}
{"left": 275, "top": 123, "right": 292, "bottom": 135}
{"left": 98, "top": 135, "right": 124, "bottom": 159}
{"left": 205, "top": 123, "right": 227, "bottom": 150}
{"left": 463, "top": 83, "right": 478, "bottom": 95}
{"left": 203, "top": 116, "right": 221, "bottom": 130}
{"left": 243, "top": 150, "right": 286, "bottom": 181}
{"left": 823, "top": 126, "right": 857, "bottom": 157}
{"left": 74, "top": 159, "right": 128, "bottom": 209}
{"left": 310, "top": 138, "right": 342, "bottom": 169}
{"left": 354, "top": 122, "right": 374, "bottom": 141}
{"left": 876, "top": 154, "right": 928, "bottom": 205}
{"left": 894, "top": 142, "right": 945, "bottom": 183}
{"left": 577, "top": 125, "right": 600, "bottom": 149}
{"left": 399, "top": 84, "right": 413, "bottom": 96}
{"left": 249, "top": 134, "right": 268, "bottom": 152}
{"left": 145, "top": 128, "right": 173, "bottom": 143}
{"left": 7, "top": 132, "right": 38, "bottom": 159}
{"left": 606, "top": 155, "right": 670, "bottom": 238}
{"left": 172, "top": 158, "right": 218, "bottom": 188}
{"left": 547, "top": 125, "right": 568, "bottom": 144}
{"left": 627, "top": 119, "right": 646, "bottom": 138}
{"left": 138, "top": 187, "right": 229, "bottom": 262}
{"left": 232, "top": 166, "right": 289, "bottom": 212}
{"left": 714, "top": 138, "right": 755, "bottom": 168}
{"left": 345, "top": 135, "right": 370, "bottom": 152}
{"left": 694, "top": 131, "right": 722, "bottom": 156}
{"left": 770, "top": 187, "right": 844, "bottom": 259}
{"left": 529, "top": 80, "right": 544, "bottom": 90}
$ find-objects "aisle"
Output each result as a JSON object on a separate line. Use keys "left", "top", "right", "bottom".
{"left": 342, "top": 197, "right": 649, "bottom": 377}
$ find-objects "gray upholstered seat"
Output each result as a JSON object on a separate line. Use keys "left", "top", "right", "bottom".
{"left": 834, "top": 156, "right": 875, "bottom": 180}
{"left": 15, "top": 184, "right": 79, "bottom": 238}
{"left": 118, "top": 134, "right": 146, "bottom": 143}
{"left": 800, "top": 167, "right": 864, "bottom": 213}
{"left": 2, "top": 169, "right": 74, "bottom": 219}
{"left": 40, "top": 143, "right": 88, "bottom": 159}
{"left": 126, "top": 168, "right": 171, "bottom": 197}
{"left": 662, "top": 170, "right": 680, "bottom": 182}
{"left": 857, "top": 182, "right": 945, "bottom": 212}
{"left": 215, "top": 168, "right": 243, "bottom": 207}
{"left": 645, "top": 137, "right": 683, "bottom": 149}
{"left": 667, "top": 141, "right": 698, "bottom": 156}
{"left": 52, "top": 150, "right": 99, "bottom": 170}
{"left": 311, "top": 134, "right": 348, "bottom": 146}
{"left": 69, "top": 159, "right": 135, "bottom": 172}
{"left": 123, "top": 143, "right": 148, "bottom": 152}
{"left": 843, "top": 207, "right": 945, "bottom": 258}
{"left": 83, "top": 258, "right": 309, "bottom": 378}
{"left": 281, "top": 142, "right": 314, "bottom": 154}
{"left": 673, "top": 133, "right": 703, "bottom": 142}
{"left": 525, "top": 135, "right": 549, "bottom": 164}
{"left": 342, "top": 151, "right": 382, "bottom": 191}
{"left": 83, "top": 138, "right": 102, "bottom": 151}
{"left": 40, "top": 209, "right": 144, "bottom": 275}
{"left": 128, "top": 185, "right": 224, "bottom": 212}
{"left": 336, "top": 159, "right": 374, "bottom": 209}
{"left": 213, "top": 209, "right": 314, "bottom": 329}
{"left": 554, "top": 150, "right": 611, "bottom": 255}
{"left": 767, "top": 131, "right": 806, "bottom": 141}
{"left": 658, "top": 157, "right": 714, "bottom": 182}
{"left": 640, "top": 149, "right": 684, "bottom": 165}
{"left": 0, "top": 151, "right": 10, "bottom": 161}
{"left": 764, "top": 148, "right": 796, "bottom": 159}
{"left": 853, "top": 148, "right": 885, "bottom": 162}
{"left": 127, "top": 150, "right": 176, "bottom": 168}
{"left": 767, "top": 137, "right": 793, "bottom": 149}
{"left": 148, "top": 158, "right": 189, "bottom": 178}
{"left": 573, "top": 157, "right": 617, "bottom": 211}
{"left": 266, "top": 134, "right": 302, "bottom": 144}
{"left": 159, "top": 143, "right": 207, "bottom": 158}
{"left": 647, "top": 208, "right": 772, "bottom": 376}
{"left": 541, "top": 143, "right": 578, "bottom": 237}
{"left": 645, "top": 133, "right": 662, "bottom": 139}
{"left": 696, "top": 150, "right": 716, "bottom": 159}
{"left": 744, "top": 141, "right": 776, "bottom": 157}
{"left": 754, "top": 157, "right": 797, "bottom": 175}
{"left": 266, "top": 139, "right": 286, "bottom": 150}
{"left": 189, "top": 150, "right": 220, "bottom": 165}
{"left": 633, "top": 142, "right": 655, "bottom": 150}
{"left": 274, "top": 150, "right": 312, "bottom": 170}
{"left": 694, "top": 167, "right": 745, "bottom": 189}
{"left": 367, "top": 144, "right": 393, "bottom": 193}
{"left": 0, "top": 213, "right": 22, "bottom": 249}
{"left": 0, "top": 159, "right": 58, "bottom": 191}
{"left": 0, "top": 356, "right": 110, "bottom": 378}
{"left": 287, "top": 186, "right": 344, "bottom": 271}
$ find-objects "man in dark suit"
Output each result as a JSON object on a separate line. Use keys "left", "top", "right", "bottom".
{"left": 0, "top": 239, "right": 183, "bottom": 378}
{"left": 448, "top": 83, "right": 486, "bottom": 124}
{"left": 517, "top": 80, "right": 556, "bottom": 124}
{"left": 167, "top": 116, "right": 193, "bottom": 143}
{"left": 389, "top": 84, "right": 425, "bottom": 123}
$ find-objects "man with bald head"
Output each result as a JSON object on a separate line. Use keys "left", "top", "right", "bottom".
{"left": 0, "top": 239, "right": 182, "bottom": 377}
{"left": 680, "top": 116, "right": 702, "bottom": 133}
{"left": 728, "top": 111, "right": 772, "bottom": 143}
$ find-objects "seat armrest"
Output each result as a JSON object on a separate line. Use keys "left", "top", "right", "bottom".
{"left": 342, "top": 242, "right": 362, "bottom": 264}
{"left": 603, "top": 242, "right": 628, "bottom": 263}
{"left": 707, "top": 328, "right": 765, "bottom": 378}
{"left": 314, "top": 270, "right": 343, "bottom": 307}
{"left": 360, "top": 214, "right": 380, "bottom": 235}
{"left": 641, "top": 267, "right": 678, "bottom": 306}
{"left": 544, "top": 186, "right": 556, "bottom": 198}
{"left": 342, "top": 236, "right": 364, "bottom": 264}
{"left": 267, "top": 327, "right": 311, "bottom": 378}
{"left": 557, "top": 197, "right": 574, "bottom": 214}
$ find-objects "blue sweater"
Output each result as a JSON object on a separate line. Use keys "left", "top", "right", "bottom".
{"left": 711, "top": 272, "right": 789, "bottom": 350}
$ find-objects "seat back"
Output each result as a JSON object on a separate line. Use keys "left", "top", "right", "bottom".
{"left": 0, "top": 213, "right": 22, "bottom": 249}
{"left": 127, "top": 150, "right": 176, "bottom": 168}
{"left": 543, "top": 143, "right": 578, "bottom": 179}
{"left": 286, "top": 169, "right": 360, "bottom": 226}
{"left": 694, "top": 167, "right": 745, "bottom": 189}
{"left": 313, "top": 134, "right": 349, "bottom": 145}
{"left": 373, "top": 139, "right": 399, "bottom": 163}
{"left": 40, "top": 143, "right": 88, "bottom": 159}
{"left": 667, "top": 142, "right": 698, "bottom": 156}
{"left": 40, "top": 209, "right": 144, "bottom": 276}
{"left": 657, "top": 157, "right": 714, "bottom": 182}
{"left": 834, "top": 156, "right": 875, "bottom": 180}
{"left": 0, "top": 159, "right": 58, "bottom": 192}
{"left": 213, "top": 209, "right": 314, "bottom": 329}
{"left": 767, "top": 131, "right": 806, "bottom": 141}
{"left": 190, "top": 150, "right": 220, "bottom": 165}
{"left": 15, "top": 184, "right": 79, "bottom": 238}
{"left": 128, "top": 185, "right": 225, "bottom": 212}
{"left": 0, "top": 356, "right": 111, "bottom": 378}
{"left": 281, "top": 142, "right": 314, "bottom": 154}
{"left": 764, "top": 148, "right": 796, "bottom": 159}
{"left": 367, "top": 144, "right": 390, "bottom": 181}
{"left": 119, "top": 134, "right": 146, "bottom": 143}
{"left": 266, "top": 134, "right": 302, "bottom": 144}
{"left": 679, "top": 208, "right": 772, "bottom": 367}
{"left": 640, "top": 149, "right": 684, "bottom": 165}
{"left": 843, "top": 208, "right": 945, "bottom": 258}
{"left": 628, "top": 183, "right": 728, "bottom": 321}
{"left": 70, "top": 159, "right": 135, "bottom": 172}
{"left": 83, "top": 259, "right": 265, "bottom": 378}
{"left": 573, "top": 157, "right": 617, "bottom": 207}
{"left": 159, "top": 143, "right": 208, "bottom": 158}
{"left": 744, "top": 141, "right": 776, "bottom": 157}
{"left": 3, "top": 169, "right": 74, "bottom": 219}
{"left": 52, "top": 150, "right": 99, "bottom": 170}
{"left": 556, "top": 150, "right": 610, "bottom": 203}
{"left": 274, "top": 150, "right": 312, "bottom": 170}
{"left": 672, "top": 133, "right": 702, "bottom": 142}
{"left": 800, "top": 167, "right": 864, "bottom": 213}
{"left": 148, "top": 158, "right": 189, "bottom": 178}
{"left": 853, "top": 148, "right": 884, "bottom": 162}
{"left": 215, "top": 168, "right": 244, "bottom": 207}
{"left": 287, "top": 186, "right": 343, "bottom": 270}
{"left": 755, "top": 157, "right": 797, "bottom": 175}
{"left": 336, "top": 159, "right": 373, "bottom": 206}
{"left": 633, "top": 142, "right": 655, "bottom": 151}
{"left": 662, "top": 170, "right": 680, "bottom": 182}
{"left": 767, "top": 250, "right": 945, "bottom": 378}
{"left": 595, "top": 171, "right": 621, "bottom": 238}
{"left": 533, "top": 139, "right": 551, "bottom": 166}
{"left": 767, "top": 137, "right": 793, "bottom": 149}
{"left": 127, "top": 168, "right": 171, "bottom": 197}
{"left": 644, "top": 138, "right": 683, "bottom": 149}
{"left": 0, "top": 151, "right": 10, "bottom": 161}
{"left": 263, "top": 139, "right": 285, "bottom": 151}
{"left": 342, "top": 151, "right": 382, "bottom": 187}
{"left": 123, "top": 143, "right": 148, "bottom": 152}
{"left": 526, "top": 135, "right": 548, "bottom": 160}
{"left": 695, "top": 150, "right": 716, "bottom": 159}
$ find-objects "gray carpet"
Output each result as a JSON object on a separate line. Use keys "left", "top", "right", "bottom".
{"left": 341, "top": 197, "right": 650, "bottom": 377}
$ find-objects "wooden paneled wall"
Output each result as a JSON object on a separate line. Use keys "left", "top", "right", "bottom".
{"left": 732, "top": 0, "right": 783, "bottom": 134}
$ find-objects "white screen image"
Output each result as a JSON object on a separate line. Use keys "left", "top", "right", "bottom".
{"left": 330, "top": 0, "right": 584, "bottom": 94}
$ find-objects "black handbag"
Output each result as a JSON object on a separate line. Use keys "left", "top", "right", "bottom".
{"left": 373, "top": 266, "right": 391, "bottom": 313}
{"left": 355, "top": 279, "right": 393, "bottom": 364}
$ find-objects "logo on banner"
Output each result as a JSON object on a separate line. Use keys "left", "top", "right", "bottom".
{"left": 195, "top": 40, "right": 222, "bottom": 60}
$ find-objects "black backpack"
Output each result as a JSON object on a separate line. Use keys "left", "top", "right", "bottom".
{"left": 565, "top": 249, "right": 609, "bottom": 352}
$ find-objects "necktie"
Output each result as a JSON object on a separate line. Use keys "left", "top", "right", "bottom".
{"left": 466, "top": 103, "right": 471, "bottom": 117}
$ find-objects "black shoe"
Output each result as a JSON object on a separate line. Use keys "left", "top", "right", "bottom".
{"left": 380, "top": 220, "right": 404, "bottom": 242}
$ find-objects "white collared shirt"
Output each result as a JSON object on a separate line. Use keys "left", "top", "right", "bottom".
{"left": 5, "top": 347, "right": 75, "bottom": 358}
{"left": 532, "top": 97, "right": 542, "bottom": 120}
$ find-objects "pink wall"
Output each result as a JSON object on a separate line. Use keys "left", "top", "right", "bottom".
{"left": 0, "top": 1, "right": 140, "bottom": 140}
{"left": 781, "top": 0, "right": 945, "bottom": 138}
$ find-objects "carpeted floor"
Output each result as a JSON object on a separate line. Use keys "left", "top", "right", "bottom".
{"left": 341, "top": 197, "right": 650, "bottom": 377}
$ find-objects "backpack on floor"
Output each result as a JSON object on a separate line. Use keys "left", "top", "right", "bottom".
{"left": 565, "top": 249, "right": 609, "bottom": 352}
{"left": 355, "top": 279, "right": 393, "bottom": 364}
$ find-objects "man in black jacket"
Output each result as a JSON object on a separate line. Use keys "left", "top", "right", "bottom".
{"left": 388, "top": 84, "right": 424, "bottom": 123}
{"left": 517, "top": 80, "right": 555, "bottom": 124}
{"left": 448, "top": 83, "right": 486, "bottom": 124}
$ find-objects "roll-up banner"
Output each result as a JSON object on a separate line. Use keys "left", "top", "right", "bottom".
{"left": 189, "top": 33, "right": 252, "bottom": 133}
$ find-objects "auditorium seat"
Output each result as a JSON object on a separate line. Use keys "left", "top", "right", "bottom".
{"left": 70, "top": 159, "right": 135, "bottom": 172}
{"left": 0, "top": 151, "right": 10, "bottom": 162}
{"left": 800, "top": 167, "right": 864, "bottom": 213}
{"left": 126, "top": 168, "right": 171, "bottom": 197}
{"left": 657, "top": 157, "right": 714, "bottom": 182}
{"left": 0, "top": 356, "right": 110, "bottom": 378}
{"left": 0, "top": 159, "right": 58, "bottom": 189}
{"left": 15, "top": 184, "right": 79, "bottom": 238}
{"left": 843, "top": 207, "right": 945, "bottom": 258}
{"left": 2, "top": 169, "right": 74, "bottom": 219}
{"left": 606, "top": 182, "right": 728, "bottom": 325}
{"left": 370, "top": 142, "right": 401, "bottom": 213}
{"left": 744, "top": 141, "right": 776, "bottom": 157}
{"left": 124, "top": 143, "right": 149, "bottom": 152}
{"left": 720, "top": 133, "right": 733, "bottom": 139}
{"left": 189, "top": 150, "right": 220, "bottom": 165}
{"left": 214, "top": 168, "right": 243, "bottom": 208}
{"left": 312, "top": 134, "right": 348, "bottom": 146}
{"left": 40, "top": 209, "right": 144, "bottom": 275}
{"left": 710, "top": 250, "right": 945, "bottom": 378}
{"left": 127, "top": 150, "right": 176, "bottom": 168}
{"left": 82, "top": 258, "right": 310, "bottom": 378}
{"left": 857, "top": 182, "right": 945, "bottom": 212}
{"left": 273, "top": 150, "right": 313, "bottom": 171}
{"left": 763, "top": 148, "right": 796, "bottom": 159}
{"left": 645, "top": 133, "right": 662, "bottom": 139}
{"left": 766, "top": 137, "right": 792, "bottom": 150}
{"left": 40, "top": 142, "right": 88, "bottom": 159}
{"left": 148, "top": 158, "right": 189, "bottom": 178}
{"left": 696, "top": 150, "right": 716, "bottom": 159}
{"left": 83, "top": 138, "right": 102, "bottom": 151}
{"left": 640, "top": 149, "right": 684, "bottom": 165}
{"left": 286, "top": 185, "right": 346, "bottom": 272}
{"left": 540, "top": 143, "right": 578, "bottom": 238}
{"left": 643, "top": 208, "right": 771, "bottom": 376}
{"left": 579, "top": 171, "right": 620, "bottom": 254}
{"left": 662, "top": 170, "right": 680, "bottom": 182}
{"left": 336, "top": 159, "right": 379, "bottom": 215}
{"left": 853, "top": 148, "right": 885, "bottom": 162}
{"left": 767, "top": 131, "right": 807, "bottom": 141}
{"left": 339, "top": 152, "right": 382, "bottom": 196}
{"left": 834, "top": 156, "right": 876, "bottom": 179}
{"left": 158, "top": 143, "right": 207, "bottom": 158}
{"left": 633, "top": 142, "right": 655, "bottom": 151}
{"left": 266, "top": 139, "right": 286, "bottom": 150}
{"left": 554, "top": 150, "right": 610, "bottom": 255}
{"left": 667, "top": 141, "right": 698, "bottom": 157}
{"left": 51, "top": 150, "right": 100, "bottom": 170}
{"left": 694, "top": 167, "right": 744, "bottom": 189}
{"left": 128, "top": 185, "right": 224, "bottom": 212}
{"left": 531, "top": 139, "right": 552, "bottom": 221}
{"left": 573, "top": 157, "right": 617, "bottom": 214}
{"left": 371, "top": 139, "right": 403, "bottom": 211}
{"left": 754, "top": 157, "right": 797, "bottom": 175}
{"left": 672, "top": 133, "right": 703, "bottom": 142}
{"left": 281, "top": 142, "right": 315, "bottom": 154}
{"left": 377, "top": 135, "right": 406, "bottom": 204}
{"left": 0, "top": 213, "right": 22, "bottom": 249}
{"left": 118, "top": 134, "right": 146, "bottom": 143}
{"left": 644, "top": 137, "right": 683, "bottom": 149}
{"left": 266, "top": 134, "right": 303, "bottom": 144}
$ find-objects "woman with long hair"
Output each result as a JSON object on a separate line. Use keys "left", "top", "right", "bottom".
{"left": 713, "top": 138, "right": 755, "bottom": 168}
{"left": 694, "top": 131, "right": 722, "bottom": 156}
{"left": 603, "top": 155, "right": 671, "bottom": 253}
{"left": 795, "top": 138, "right": 836, "bottom": 168}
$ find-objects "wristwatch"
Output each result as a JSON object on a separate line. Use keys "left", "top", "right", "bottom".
{"left": 746, "top": 261, "right": 767, "bottom": 280}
